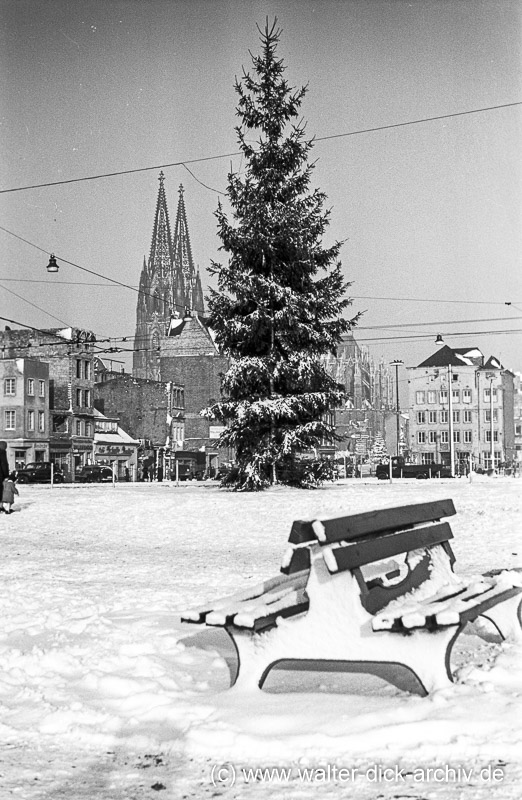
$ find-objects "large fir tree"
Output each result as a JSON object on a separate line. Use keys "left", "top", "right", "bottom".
{"left": 203, "top": 20, "right": 358, "bottom": 490}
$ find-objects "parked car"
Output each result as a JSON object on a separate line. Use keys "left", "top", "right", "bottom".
{"left": 376, "top": 456, "right": 452, "bottom": 480}
{"left": 76, "top": 465, "right": 114, "bottom": 483}
{"left": 16, "top": 462, "right": 65, "bottom": 484}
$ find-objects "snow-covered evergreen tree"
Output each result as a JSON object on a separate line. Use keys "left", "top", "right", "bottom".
{"left": 203, "top": 20, "right": 358, "bottom": 490}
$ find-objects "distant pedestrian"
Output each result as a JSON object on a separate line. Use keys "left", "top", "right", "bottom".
{"left": 0, "top": 441, "right": 10, "bottom": 514}
{"left": 2, "top": 471, "right": 19, "bottom": 514}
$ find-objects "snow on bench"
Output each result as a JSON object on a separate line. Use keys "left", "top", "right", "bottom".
{"left": 180, "top": 499, "right": 522, "bottom": 695}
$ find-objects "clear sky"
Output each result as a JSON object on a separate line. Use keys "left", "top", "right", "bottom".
{"left": 1, "top": 0, "right": 521, "bottom": 394}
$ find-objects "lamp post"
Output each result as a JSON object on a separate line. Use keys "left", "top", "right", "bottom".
{"left": 390, "top": 360, "right": 403, "bottom": 457}
{"left": 488, "top": 373, "right": 495, "bottom": 472}
{"left": 447, "top": 364, "right": 455, "bottom": 478}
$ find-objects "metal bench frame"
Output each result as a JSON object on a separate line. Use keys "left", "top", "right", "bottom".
{"left": 181, "top": 500, "right": 522, "bottom": 695}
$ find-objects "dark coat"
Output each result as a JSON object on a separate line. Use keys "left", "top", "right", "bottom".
{"left": 2, "top": 478, "right": 18, "bottom": 504}
{"left": 0, "top": 441, "right": 9, "bottom": 502}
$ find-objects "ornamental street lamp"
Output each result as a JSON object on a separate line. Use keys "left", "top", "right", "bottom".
{"left": 46, "top": 254, "right": 59, "bottom": 273}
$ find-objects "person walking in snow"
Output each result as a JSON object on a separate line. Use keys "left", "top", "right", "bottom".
{"left": 0, "top": 441, "right": 10, "bottom": 514}
{"left": 2, "top": 472, "right": 18, "bottom": 514}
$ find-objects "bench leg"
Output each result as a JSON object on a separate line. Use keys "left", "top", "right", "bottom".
{"left": 225, "top": 623, "right": 463, "bottom": 695}
{"left": 225, "top": 626, "right": 278, "bottom": 691}
{"left": 388, "top": 625, "right": 462, "bottom": 694}
{"left": 478, "top": 595, "right": 522, "bottom": 642}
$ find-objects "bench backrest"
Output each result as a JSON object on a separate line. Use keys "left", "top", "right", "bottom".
{"left": 282, "top": 499, "right": 456, "bottom": 576}
{"left": 289, "top": 499, "right": 456, "bottom": 545}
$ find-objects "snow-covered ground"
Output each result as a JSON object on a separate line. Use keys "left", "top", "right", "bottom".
{"left": 0, "top": 476, "right": 521, "bottom": 799}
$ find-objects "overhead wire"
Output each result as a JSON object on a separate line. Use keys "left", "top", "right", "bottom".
{"left": 0, "top": 101, "right": 519, "bottom": 195}
{"left": 0, "top": 282, "right": 72, "bottom": 327}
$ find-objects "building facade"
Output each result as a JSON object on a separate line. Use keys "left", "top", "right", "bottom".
{"left": 408, "top": 345, "right": 516, "bottom": 471}
{"left": 0, "top": 358, "right": 50, "bottom": 469}
{"left": 0, "top": 327, "right": 96, "bottom": 479}
{"left": 94, "top": 373, "right": 185, "bottom": 479}
{"left": 514, "top": 373, "right": 522, "bottom": 465}
{"left": 157, "top": 314, "right": 230, "bottom": 470}
{"left": 133, "top": 173, "right": 205, "bottom": 380}
{"left": 322, "top": 333, "right": 396, "bottom": 461}
{"left": 93, "top": 409, "right": 140, "bottom": 481}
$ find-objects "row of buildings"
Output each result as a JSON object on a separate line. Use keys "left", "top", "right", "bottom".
{"left": 1, "top": 174, "right": 520, "bottom": 477}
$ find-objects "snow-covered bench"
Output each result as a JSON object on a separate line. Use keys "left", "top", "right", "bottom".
{"left": 181, "top": 499, "right": 522, "bottom": 695}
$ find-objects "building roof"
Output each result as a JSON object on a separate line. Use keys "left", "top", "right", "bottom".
{"left": 417, "top": 345, "right": 485, "bottom": 368}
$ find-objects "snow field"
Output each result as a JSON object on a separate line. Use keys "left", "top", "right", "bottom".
{"left": 0, "top": 477, "right": 520, "bottom": 798}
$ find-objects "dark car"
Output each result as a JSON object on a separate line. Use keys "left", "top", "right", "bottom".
{"left": 76, "top": 465, "right": 114, "bottom": 483}
{"left": 16, "top": 462, "right": 65, "bottom": 484}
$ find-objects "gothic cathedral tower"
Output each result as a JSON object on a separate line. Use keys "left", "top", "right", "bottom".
{"left": 133, "top": 173, "right": 205, "bottom": 379}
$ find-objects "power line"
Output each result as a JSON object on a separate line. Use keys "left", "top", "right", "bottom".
{"left": 315, "top": 101, "right": 522, "bottom": 144}
{"left": 352, "top": 295, "right": 521, "bottom": 307}
{"left": 357, "top": 328, "right": 522, "bottom": 344}
{"left": 0, "top": 278, "right": 122, "bottom": 286}
{"left": 0, "top": 282, "right": 71, "bottom": 327}
{"left": 1, "top": 101, "right": 519, "bottom": 195}
{"left": 0, "top": 223, "right": 187, "bottom": 315}
{"left": 357, "top": 316, "right": 522, "bottom": 331}
{"left": 0, "top": 152, "right": 239, "bottom": 195}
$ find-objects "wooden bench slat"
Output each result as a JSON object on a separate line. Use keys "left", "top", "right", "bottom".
{"left": 206, "top": 577, "right": 308, "bottom": 627}
{"left": 288, "top": 499, "right": 456, "bottom": 545}
{"left": 180, "top": 571, "right": 308, "bottom": 624}
{"left": 323, "top": 522, "right": 454, "bottom": 573}
{"left": 373, "top": 583, "right": 522, "bottom": 632}
{"left": 232, "top": 587, "right": 309, "bottom": 631}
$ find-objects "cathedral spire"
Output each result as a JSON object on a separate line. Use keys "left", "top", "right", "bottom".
{"left": 172, "top": 184, "right": 205, "bottom": 314}
{"left": 172, "top": 184, "right": 195, "bottom": 292}
{"left": 149, "top": 171, "right": 174, "bottom": 282}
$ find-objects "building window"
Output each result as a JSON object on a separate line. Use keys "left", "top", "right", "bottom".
{"left": 428, "top": 410, "right": 437, "bottom": 424}
{"left": 427, "top": 390, "right": 437, "bottom": 404}
{"left": 440, "top": 390, "right": 448, "bottom": 404}
{"left": 84, "top": 389, "right": 91, "bottom": 407}
{"left": 428, "top": 431, "right": 437, "bottom": 444}
{"left": 421, "top": 452, "right": 436, "bottom": 464}
{"left": 39, "top": 380, "right": 45, "bottom": 397}
{"left": 4, "top": 378, "right": 16, "bottom": 395}
{"left": 483, "top": 451, "right": 501, "bottom": 469}
{"left": 415, "top": 391, "right": 425, "bottom": 404}
{"left": 53, "top": 415, "right": 67, "bottom": 433}
{"left": 38, "top": 411, "right": 45, "bottom": 432}
{"left": 440, "top": 431, "right": 449, "bottom": 444}
{"left": 453, "top": 431, "right": 460, "bottom": 443}
{"left": 440, "top": 410, "right": 448, "bottom": 424}
{"left": 484, "top": 409, "right": 498, "bottom": 422}
{"left": 464, "top": 430, "right": 472, "bottom": 444}
{"left": 453, "top": 410, "right": 460, "bottom": 424}
{"left": 484, "top": 388, "right": 497, "bottom": 402}
{"left": 452, "top": 389, "right": 460, "bottom": 403}
{"left": 485, "top": 430, "right": 499, "bottom": 442}
{"left": 27, "top": 378, "right": 35, "bottom": 396}
{"left": 463, "top": 388, "right": 472, "bottom": 403}
{"left": 28, "top": 410, "right": 35, "bottom": 430}
{"left": 463, "top": 409, "right": 472, "bottom": 423}
{"left": 84, "top": 360, "right": 91, "bottom": 380}
{"left": 76, "top": 420, "right": 82, "bottom": 436}
{"left": 417, "top": 431, "right": 426, "bottom": 444}
{"left": 85, "top": 422, "right": 92, "bottom": 437}
{"left": 76, "top": 360, "right": 82, "bottom": 378}
{"left": 417, "top": 411, "right": 426, "bottom": 425}
{"left": 5, "top": 410, "right": 15, "bottom": 429}
{"left": 516, "top": 424, "right": 522, "bottom": 436}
